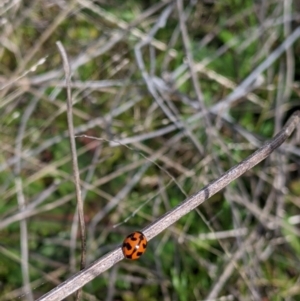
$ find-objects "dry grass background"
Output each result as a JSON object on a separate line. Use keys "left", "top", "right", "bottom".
{"left": 1, "top": 0, "right": 300, "bottom": 300}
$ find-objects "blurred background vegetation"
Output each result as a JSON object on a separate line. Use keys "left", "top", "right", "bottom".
{"left": 1, "top": 0, "right": 300, "bottom": 300}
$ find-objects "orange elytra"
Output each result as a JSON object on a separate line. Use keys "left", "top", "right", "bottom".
{"left": 122, "top": 231, "right": 148, "bottom": 260}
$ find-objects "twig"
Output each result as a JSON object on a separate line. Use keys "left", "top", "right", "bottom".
{"left": 70, "top": 144, "right": 102, "bottom": 273}
{"left": 56, "top": 41, "right": 86, "bottom": 301}
{"left": 36, "top": 111, "right": 300, "bottom": 301}
{"left": 14, "top": 98, "right": 39, "bottom": 301}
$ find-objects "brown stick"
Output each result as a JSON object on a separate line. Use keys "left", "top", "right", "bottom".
{"left": 56, "top": 41, "right": 87, "bottom": 301}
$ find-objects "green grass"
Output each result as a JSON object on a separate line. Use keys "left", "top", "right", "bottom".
{"left": 1, "top": 0, "right": 300, "bottom": 300}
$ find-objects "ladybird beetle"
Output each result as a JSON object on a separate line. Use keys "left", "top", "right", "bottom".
{"left": 122, "top": 231, "right": 147, "bottom": 260}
